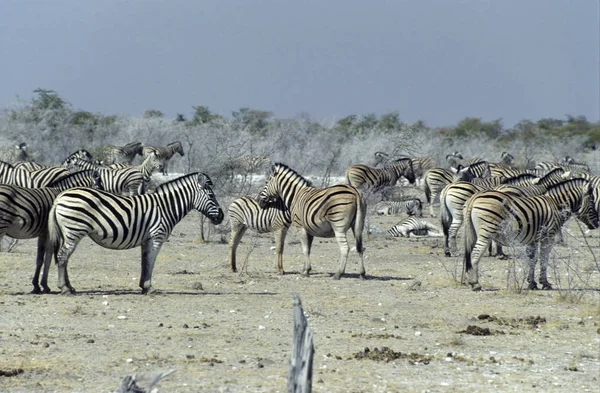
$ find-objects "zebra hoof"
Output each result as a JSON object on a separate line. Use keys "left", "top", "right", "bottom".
{"left": 470, "top": 284, "right": 482, "bottom": 292}
{"left": 528, "top": 283, "right": 539, "bottom": 290}
{"left": 359, "top": 273, "right": 366, "bottom": 280}
{"left": 541, "top": 283, "right": 553, "bottom": 290}
{"left": 444, "top": 251, "right": 451, "bottom": 257}
{"left": 61, "top": 288, "right": 76, "bottom": 295}
{"left": 332, "top": 273, "right": 342, "bottom": 280}
{"left": 30, "top": 287, "right": 42, "bottom": 295}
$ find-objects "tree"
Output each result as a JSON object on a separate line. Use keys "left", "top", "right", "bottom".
{"left": 143, "top": 109, "right": 164, "bottom": 118}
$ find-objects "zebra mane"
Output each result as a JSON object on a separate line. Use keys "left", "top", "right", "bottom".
{"left": 154, "top": 172, "right": 214, "bottom": 192}
{"left": 269, "top": 163, "right": 313, "bottom": 187}
{"left": 503, "top": 173, "right": 537, "bottom": 184}
{"left": 0, "top": 159, "right": 14, "bottom": 168}
{"left": 536, "top": 167, "right": 566, "bottom": 186}
{"left": 544, "top": 178, "right": 590, "bottom": 194}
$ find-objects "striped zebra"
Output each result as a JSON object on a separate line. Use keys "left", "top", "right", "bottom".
{"left": 463, "top": 179, "right": 599, "bottom": 291}
{"left": 224, "top": 154, "right": 271, "bottom": 180}
{"left": 229, "top": 196, "right": 292, "bottom": 274}
{"left": 0, "top": 160, "right": 70, "bottom": 188}
{"left": 423, "top": 162, "right": 484, "bottom": 217}
{"left": 387, "top": 217, "right": 441, "bottom": 237}
{"left": 440, "top": 173, "right": 539, "bottom": 257}
{"left": 142, "top": 141, "right": 184, "bottom": 175}
{"left": 44, "top": 172, "right": 224, "bottom": 294}
{"left": 535, "top": 160, "right": 590, "bottom": 175}
{"left": 410, "top": 156, "right": 436, "bottom": 187}
{"left": 374, "top": 198, "right": 423, "bottom": 217}
{"left": 66, "top": 152, "right": 162, "bottom": 195}
{"left": 258, "top": 163, "right": 366, "bottom": 280}
{"left": 562, "top": 156, "right": 590, "bottom": 173}
{"left": 345, "top": 158, "right": 416, "bottom": 197}
{"left": 372, "top": 151, "right": 390, "bottom": 167}
{"left": 105, "top": 142, "right": 144, "bottom": 165}
{"left": 0, "top": 170, "right": 102, "bottom": 293}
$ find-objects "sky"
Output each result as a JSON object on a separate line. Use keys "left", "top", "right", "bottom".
{"left": 0, "top": 0, "right": 599, "bottom": 128}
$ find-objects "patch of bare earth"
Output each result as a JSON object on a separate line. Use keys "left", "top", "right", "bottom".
{"left": 0, "top": 211, "right": 599, "bottom": 392}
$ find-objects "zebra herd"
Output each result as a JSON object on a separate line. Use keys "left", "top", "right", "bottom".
{"left": 2, "top": 139, "right": 599, "bottom": 294}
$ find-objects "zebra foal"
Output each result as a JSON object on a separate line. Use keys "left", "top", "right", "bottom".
{"left": 229, "top": 196, "right": 292, "bottom": 274}
{"left": 463, "top": 179, "right": 599, "bottom": 291}
{"left": 258, "top": 163, "right": 367, "bottom": 280}
{"left": 45, "top": 172, "right": 224, "bottom": 294}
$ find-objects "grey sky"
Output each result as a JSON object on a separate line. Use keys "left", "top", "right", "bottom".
{"left": 1, "top": 0, "right": 598, "bottom": 127}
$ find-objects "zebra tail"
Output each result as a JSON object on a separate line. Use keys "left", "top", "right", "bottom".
{"left": 440, "top": 192, "right": 451, "bottom": 238}
{"left": 424, "top": 179, "right": 431, "bottom": 204}
{"left": 46, "top": 205, "right": 63, "bottom": 264}
{"left": 354, "top": 194, "right": 367, "bottom": 252}
{"left": 463, "top": 199, "right": 476, "bottom": 272}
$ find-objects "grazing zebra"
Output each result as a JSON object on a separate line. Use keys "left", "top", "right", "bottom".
{"left": 66, "top": 152, "right": 162, "bottom": 195}
{"left": 440, "top": 173, "right": 539, "bottom": 257}
{"left": 386, "top": 217, "right": 442, "bottom": 237}
{"left": 258, "top": 163, "right": 366, "bottom": 280}
{"left": 229, "top": 196, "right": 292, "bottom": 274}
{"left": 535, "top": 159, "right": 590, "bottom": 175}
{"left": 372, "top": 151, "right": 390, "bottom": 167}
{"left": 224, "top": 155, "right": 271, "bottom": 180}
{"left": 105, "top": 142, "right": 144, "bottom": 165}
{"left": 446, "top": 152, "right": 464, "bottom": 168}
{"left": 44, "top": 172, "right": 224, "bottom": 295}
{"left": 463, "top": 179, "right": 599, "bottom": 291}
{"left": 410, "top": 156, "right": 436, "bottom": 187}
{"left": 374, "top": 198, "right": 423, "bottom": 217}
{"left": 142, "top": 141, "right": 184, "bottom": 175}
{"left": 345, "top": 158, "right": 416, "bottom": 197}
{"left": 0, "top": 170, "right": 102, "bottom": 293}
{"left": 0, "top": 160, "right": 70, "bottom": 188}
{"left": 562, "top": 156, "right": 591, "bottom": 173}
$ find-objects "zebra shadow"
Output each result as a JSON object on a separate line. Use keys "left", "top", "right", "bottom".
{"left": 277, "top": 272, "right": 413, "bottom": 281}
{"left": 23, "top": 289, "right": 279, "bottom": 296}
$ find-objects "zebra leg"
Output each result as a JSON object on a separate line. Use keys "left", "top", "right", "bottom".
{"left": 56, "top": 242, "right": 79, "bottom": 295}
{"left": 5, "top": 237, "right": 19, "bottom": 252}
{"left": 332, "top": 230, "right": 351, "bottom": 280}
{"left": 274, "top": 227, "right": 289, "bottom": 275}
{"left": 539, "top": 239, "right": 553, "bottom": 290}
{"left": 31, "top": 237, "right": 48, "bottom": 294}
{"left": 140, "top": 239, "right": 164, "bottom": 294}
{"left": 525, "top": 243, "right": 538, "bottom": 290}
{"left": 229, "top": 225, "right": 248, "bottom": 273}
{"left": 299, "top": 230, "right": 314, "bottom": 276}
{"left": 465, "top": 239, "right": 490, "bottom": 291}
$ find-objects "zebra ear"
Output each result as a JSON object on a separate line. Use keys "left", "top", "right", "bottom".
{"left": 197, "top": 173, "right": 214, "bottom": 188}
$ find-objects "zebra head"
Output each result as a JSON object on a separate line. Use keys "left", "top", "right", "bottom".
{"left": 91, "top": 170, "right": 104, "bottom": 190}
{"left": 145, "top": 151, "right": 164, "bottom": 174}
{"left": 258, "top": 163, "right": 310, "bottom": 209}
{"left": 169, "top": 141, "right": 185, "bottom": 157}
{"left": 576, "top": 183, "right": 600, "bottom": 230}
{"left": 193, "top": 173, "right": 224, "bottom": 225}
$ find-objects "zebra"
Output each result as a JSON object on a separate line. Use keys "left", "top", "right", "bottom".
{"left": 463, "top": 178, "right": 599, "bottom": 291}
{"left": 535, "top": 160, "right": 590, "bottom": 175}
{"left": 142, "top": 141, "right": 184, "bottom": 175}
{"left": 423, "top": 163, "right": 483, "bottom": 217}
{"left": 372, "top": 151, "right": 390, "bottom": 167}
{"left": 345, "top": 158, "right": 416, "bottom": 198}
{"left": 258, "top": 163, "right": 366, "bottom": 280}
{"left": 44, "top": 172, "right": 224, "bottom": 295}
{"left": 223, "top": 154, "right": 271, "bottom": 180}
{"left": 410, "top": 156, "right": 436, "bottom": 187}
{"left": 440, "top": 173, "right": 539, "bottom": 257}
{"left": 13, "top": 161, "right": 46, "bottom": 171}
{"left": 386, "top": 217, "right": 442, "bottom": 238}
{"left": 0, "top": 160, "right": 70, "bottom": 188}
{"left": 374, "top": 198, "right": 423, "bottom": 217}
{"left": 0, "top": 170, "right": 102, "bottom": 293}
{"left": 65, "top": 152, "right": 163, "bottom": 195}
{"left": 229, "top": 196, "right": 292, "bottom": 274}
{"left": 105, "top": 142, "right": 144, "bottom": 165}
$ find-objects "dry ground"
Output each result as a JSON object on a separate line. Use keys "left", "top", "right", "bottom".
{"left": 0, "top": 204, "right": 599, "bottom": 393}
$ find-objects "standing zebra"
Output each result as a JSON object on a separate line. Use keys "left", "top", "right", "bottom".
{"left": 374, "top": 198, "right": 423, "bottom": 217}
{"left": 345, "top": 158, "right": 416, "bottom": 196}
{"left": 410, "top": 156, "right": 436, "bottom": 187}
{"left": 105, "top": 142, "right": 144, "bottom": 165}
{"left": 423, "top": 163, "right": 482, "bottom": 217}
{"left": 223, "top": 155, "right": 271, "bottom": 180}
{"left": 1, "top": 160, "right": 70, "bottom": 188}
{"left": 142, "top": 141, "right": 184, "bottom": 175}
{"left": 463, "top": 179, "right": 599, "bottom": 291}
{"left": 258, "top": 163, "right": 367, "bottom": 280}
{"left": 0, "top": 170, "right": 102, "bottom": 293}
{"left": 229, "top": 196, "right": 292, "bottom": 274}
{"left": 66, "top": 152, "right": 162, "bottom": 195}
{"left": 44, "top": 172, "right": 224, "bottom": 295}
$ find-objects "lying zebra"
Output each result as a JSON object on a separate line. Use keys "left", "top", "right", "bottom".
{"left": 374, "top": 198, "right": 423, "bottom": 217}
{"left": 370, "top": 217, "right": 442, "bottom": 238}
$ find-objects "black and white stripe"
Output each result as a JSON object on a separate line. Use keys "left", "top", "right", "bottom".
{"left": 106, "top": 142, "right": 144, "bottom": 165}
{"left": 228, "top": 196, "right": 292, "bottom": 274}
{"left": 345, "top": 158, "right": 416, "bottom": 195}
{"left": 142, "top": 141, "right": 184, "bottom": 175}
{"left": 258, "top": 163, "right": 367, "bottom": 279}
{"left": 463, "top": 179, "right": 599, "bottom": 291}
{"left": 1, "top": 160, "right": 70, "bottom": 188}
{"left": 45, "top": 172, "right": 224, "bottom": 294}
{"left": 386, "top": 217, "right": 441, "bottom": 238}
{"left": 374, "top": 198, "right": 423, "bottom": 217}
{"left": 0, "top": 170, "right": 102, "bottom": 293}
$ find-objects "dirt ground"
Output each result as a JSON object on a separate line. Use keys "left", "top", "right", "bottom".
{"left": 0, "top": 199, "right": 599, "bottom": 393}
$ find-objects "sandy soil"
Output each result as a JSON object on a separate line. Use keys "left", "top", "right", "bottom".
{"left": 0, "top": 204, "right": 599, "bottom": 393}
